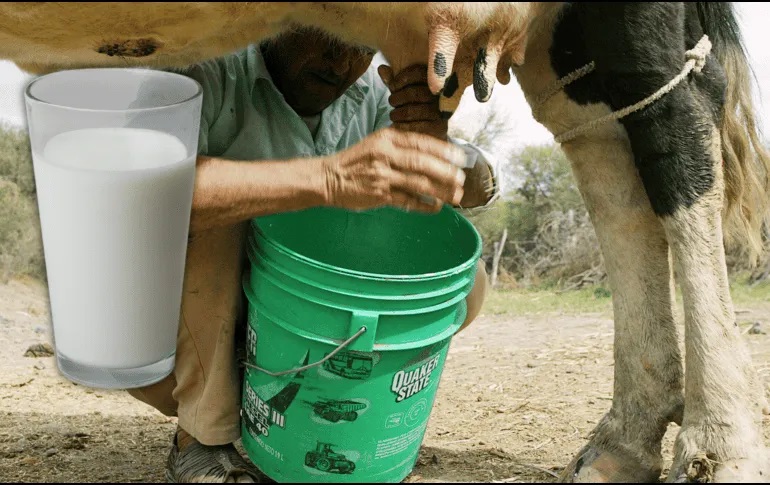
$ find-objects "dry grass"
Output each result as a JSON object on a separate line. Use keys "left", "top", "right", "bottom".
{"left": 0, "top": 124, "right": 44, "bottom": 282}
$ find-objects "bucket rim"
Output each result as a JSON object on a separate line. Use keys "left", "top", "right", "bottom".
{"left": 250, "top": 206, "right": 483, "bottom": 282}
{"left": 243, "top": 275, "right": 467, "bottom": 352}
{"left": 243, "top": 270, "right": 471, "bottom": 320}
{"left": 248, "top": 238, "right": 474, "bottom": 300}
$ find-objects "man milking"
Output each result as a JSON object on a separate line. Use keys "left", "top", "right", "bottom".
{"left": 128, "top": 26, "right": 498, "bottom": 482}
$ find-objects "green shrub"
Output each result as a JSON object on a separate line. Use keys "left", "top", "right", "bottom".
{"left": 0, "top": 125, "right": 36, "bottom": 195}
{"left": 0, "top": 177, "right": 45, "bottom": 282}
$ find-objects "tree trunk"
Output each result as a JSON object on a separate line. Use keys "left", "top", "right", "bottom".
{"left": 491, "top": 229, "right": 508, "bottom": 288}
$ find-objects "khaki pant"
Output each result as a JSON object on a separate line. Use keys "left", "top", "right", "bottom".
{"left": 129, "top": 223, "right": 488, "bottom": 446}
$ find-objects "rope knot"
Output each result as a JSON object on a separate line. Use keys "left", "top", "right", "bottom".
{"left": 685, "top": 34, "right": 712, "bottom": 73}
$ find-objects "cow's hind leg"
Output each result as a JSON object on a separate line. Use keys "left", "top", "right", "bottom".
{"left": 576, "top": 4, "right": 770, "bottom": 480}
{"left": 660, "top": 135, "right": 770, "bottom": 483}
{"left": 555, "top": 135, "right": 684, "bottom": 483}
{"left": 651, "top": 119, "right": 769, "bottom": 484}
{"left": 518, "top": 3, "right": 687, "bottom": 481}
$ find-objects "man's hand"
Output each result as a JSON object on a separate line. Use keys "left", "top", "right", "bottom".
{"left": 320, "top": 127, "right": 466, "bottom": 213}
{"left": 378, "top": 64, "right": 448, "bottom": 140}
{"left": 379, "top": 63, "right": 496, "bottom": 209}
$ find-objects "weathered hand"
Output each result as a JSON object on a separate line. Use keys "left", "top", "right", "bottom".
{"left": 378, "top": 64, "right": 447, "bottom": 140}
{"left": 422, "top": 3, "right": 533, "bottom": 114}
{"left": 378, "top": 65, "right": 493, "bottom": 207}
{"left": 378, "top": 64, "right": 496, "bottom": 208}
{"left": 321, "top": 128, "right": 466, "bottom": 213}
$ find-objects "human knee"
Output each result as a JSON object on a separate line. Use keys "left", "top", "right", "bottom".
{"left": 127, "top": 374, "right": 179, "bottom": 417}
{"left": 458, "top": 260, "right": 488, "bottom": 333}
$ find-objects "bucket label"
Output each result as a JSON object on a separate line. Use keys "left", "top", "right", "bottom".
{"left": 375, "top": 422, "right": 427, "bottom": 460}
{"left": 244, "top": 385, "right": 287, "bottom": 437}
{"left": 306, "top": 399, "right": 367, "bottom": 423}
{"left": 241, "top": 308, "right": 457, "bottom": 483}
{"left": 390, "top": 353, "right": 441, "bottom": 402}
{"left": 246, "top": 325, "right": 257, "bottom": 362}
{"left": 304, "top": 442, "right": 357, "bottom": 475}
{"left": 322, "top": 350, "right": 374, "bottom": 380}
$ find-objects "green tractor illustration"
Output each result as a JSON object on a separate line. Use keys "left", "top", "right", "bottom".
{"left": 311, "top": 399, "right": 366, "bottom": 423}
{"left": 304, "top": 442, "right": 356, "bottom": 474}
{"left": 322, "top": 351, "right": 373, "bottom": 380}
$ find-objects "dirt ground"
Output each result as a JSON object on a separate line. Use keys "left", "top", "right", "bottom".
{"left": 1, "top": 277, "right": 769, "bottom": 483}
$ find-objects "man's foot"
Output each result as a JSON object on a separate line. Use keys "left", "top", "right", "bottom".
{"left": 165, "top": 428, "right": 267, "bottom": 483}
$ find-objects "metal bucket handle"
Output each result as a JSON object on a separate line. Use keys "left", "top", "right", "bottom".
{"left": 240, "top": 326, "right": 367, "bottom": 377}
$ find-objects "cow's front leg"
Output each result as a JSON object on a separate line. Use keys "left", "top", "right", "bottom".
{"left": 564, "top": 3, "right": 770, "bottom": 479}
{"left": 555, "top": 136, "right": 684, "bottom": 483}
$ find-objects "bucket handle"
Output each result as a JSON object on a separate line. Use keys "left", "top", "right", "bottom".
{"left": 240, "top": 326, "right": 367, "bottom": 377}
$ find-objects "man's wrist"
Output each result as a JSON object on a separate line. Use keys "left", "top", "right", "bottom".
{"left": 307, "top": 156, "right": 335, "bottom": 207}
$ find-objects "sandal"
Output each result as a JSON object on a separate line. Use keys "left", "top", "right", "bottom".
{"left": 165, "top": 433, "right": 268, "bottom": 483}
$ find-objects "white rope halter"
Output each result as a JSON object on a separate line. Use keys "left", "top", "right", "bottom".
{"left": 533, "top": 35, "right": 713, "bottom": 144}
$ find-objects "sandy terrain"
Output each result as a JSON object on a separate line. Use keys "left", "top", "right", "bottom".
{"left": 1, "top": 277, "right": 768, "bottom": 482}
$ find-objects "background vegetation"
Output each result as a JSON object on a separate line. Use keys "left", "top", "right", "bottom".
{"left": 0, "top": 124, "right": 43, "bottom": 283}
{"left": 1, "top": 110, "right": 767, "bottom": 293}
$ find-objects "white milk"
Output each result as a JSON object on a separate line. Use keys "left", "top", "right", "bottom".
{"left": 34, "top": 127, "right": 195, "bottom": 369}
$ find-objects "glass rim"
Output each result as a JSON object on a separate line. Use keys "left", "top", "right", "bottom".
{"left": 24, "top": 67, "right": 203, "bottom": 113}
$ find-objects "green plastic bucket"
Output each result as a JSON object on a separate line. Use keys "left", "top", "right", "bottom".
{"left": 241, "top": 205, "right": 481, "bottom": 483}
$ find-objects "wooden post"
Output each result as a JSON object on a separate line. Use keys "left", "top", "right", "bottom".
{"left": 491, "top": 228, "right": 508, "bottom": 288}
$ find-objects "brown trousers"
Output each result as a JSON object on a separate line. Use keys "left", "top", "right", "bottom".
{"left": 128, "top": 224, "right": 249, "bottom": 445}
{"left": 128, "top": 223, "right": 487, "bottom": 446}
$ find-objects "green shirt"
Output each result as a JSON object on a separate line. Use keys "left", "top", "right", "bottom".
{"left": 178, "top": 44, "right": 392, "bottom": 160}
{"left": 175, "top": 44, "right": 498, "bottom": 208}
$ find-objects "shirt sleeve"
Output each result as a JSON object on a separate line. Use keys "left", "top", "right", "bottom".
{"left": 372, "top": 74, "right": 394, "bottom": 132}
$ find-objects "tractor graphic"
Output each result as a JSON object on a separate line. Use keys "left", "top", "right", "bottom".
{"left": 304, "top": 442, "right": 356, "bottom": 474}
{"left": 322, "top": 351, "right": 373, "bottom": 380}
{"left": 311, "top": 399, "right": 366, "bottom": 423}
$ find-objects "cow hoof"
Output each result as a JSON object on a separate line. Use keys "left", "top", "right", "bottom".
{"left": 667, "top": 418, "right": 770, "bottom": 484}
{"left": 666, "top": 449, "right": 770, "bottom": 483}
{"left": 714, "top": 454, "right": 770, "bottom": 484}
{"left": 666, "top": 451, "right": 770, "bottom": 483}
{"left": 558, "top": 446, "right": 661, "bottom": 483}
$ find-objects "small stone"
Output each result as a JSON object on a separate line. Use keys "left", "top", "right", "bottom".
{"left": 748, "top": 322, "right": 766, "bottom": 335}
{"left": 11, "top": 438, "right": 28, "bottom": 454}
{"left": 526, "top": 362, "right": 537, "bottom": 368}
{"left": 44, "top": 448, "right": 58, "bottom": 457}
{"left": 20, "top": 456, "right": 39, "bottom": 466}
{"left": 24, "top": 343, "right": 54, "bottom": 358}
{"left": 33, "top": 362, "right": 45, "bottom": 370}
{"left": 33, "top": 326, "right": 46, "bottom": 334}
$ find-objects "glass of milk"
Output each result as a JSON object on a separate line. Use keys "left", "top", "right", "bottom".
{"left": 24, "top": 68, "right": 202, "bottom": 389}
